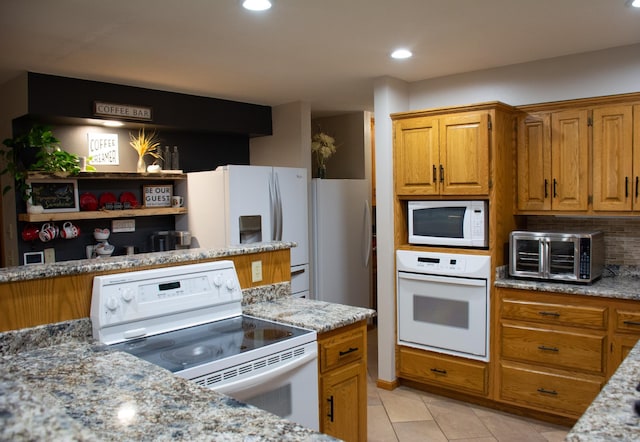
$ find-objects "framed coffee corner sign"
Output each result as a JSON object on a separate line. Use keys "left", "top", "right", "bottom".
{"left": 144, "top": 185, "right": 173, "bottom": 207}
{"left": 27, "top": 179, "right": 79, "bottom": 213}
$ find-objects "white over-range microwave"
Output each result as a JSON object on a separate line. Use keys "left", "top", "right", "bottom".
{"left": 408, "top": 200, "right": 488, "bottom": 247}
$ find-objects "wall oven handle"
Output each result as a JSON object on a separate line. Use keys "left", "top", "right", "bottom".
{"left": 397, "top": 272, "right": 487, "bottom": 287}
{"left": 212, "top": 349, "right": 317, "bottom": 396}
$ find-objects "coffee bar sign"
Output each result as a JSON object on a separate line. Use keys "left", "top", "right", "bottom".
{"left": 94, "top": 101, "right": 153, "bottom": 121}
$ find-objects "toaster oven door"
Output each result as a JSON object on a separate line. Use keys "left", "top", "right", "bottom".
{"left": 510, "top": 234, "right": 544, "bottom": 278}
{"left": 546, "top": 236, "right": 580, "bottom": 280}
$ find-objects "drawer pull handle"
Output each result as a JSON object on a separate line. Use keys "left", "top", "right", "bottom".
{"left": 327, "top": 396, "right": 334, "bottom": 422}
{"left": 339, "top": 347, "right": 359, "bottom": 357}
{"left": 537, "top": 388, "right": 558, "bottom": 396}
{"left": 623, "top": 320, "right": 640, "bottom": 327}
{"left": 430, "top": 368, "right": 447, "bottom": 375}
{"left": 538, "top": 345, "right": 559, "bottom": 352}
{"left": 538, "top": 311, "right": 560, "bottom": 317}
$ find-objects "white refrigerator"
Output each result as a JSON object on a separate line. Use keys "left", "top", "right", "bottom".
{"left": 176, "top": 165, "right": 309, "bottom": 297}
{"left": 312, "top": 179, "right": 372, "bottom": 308}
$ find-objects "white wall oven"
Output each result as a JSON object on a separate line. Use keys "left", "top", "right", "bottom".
{"left": 396, "top": 250, "right": 491, "bottom": 361}
{"left": 91, "top": 261, "right": 318, "bottom": 430}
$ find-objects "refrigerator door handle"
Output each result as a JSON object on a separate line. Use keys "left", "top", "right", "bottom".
{"left": 273, "top": 170, "right": 283, "bottom": 241}
{"left": 362, "top": 199, "right": 372, "bottom": 267}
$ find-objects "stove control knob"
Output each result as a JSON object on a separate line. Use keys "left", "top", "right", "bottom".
{"left": 121, "top": 288, "right": 135, "bottom": 303}
{"left": 214, "top": 274, "right": 223, "bottom": 287}
{"left": 225, "top": 279, "right": 236, "bottom": 291}
{"left": 106, "top": 296, "right": 119, "bottom": 311}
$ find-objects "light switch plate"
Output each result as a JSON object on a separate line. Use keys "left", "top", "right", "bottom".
{"left": 112, "top": 219, "right": 135, "bottom": 233}
{"left": 251, "top": 260, "right": 263, "bottom": 282}
{"left": 44, "top": 248, "right": 56, "bottom": 263}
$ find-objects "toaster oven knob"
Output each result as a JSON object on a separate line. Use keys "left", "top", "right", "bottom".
{"left": 106, "top": 296, "right": 119, "bottom": 311}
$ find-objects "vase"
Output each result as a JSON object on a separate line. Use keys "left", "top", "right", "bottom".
{"left": 136, "top": 156, "right": 146, "bottom": 173}
{"left": 317, "top": 166, "right": 326, "bottom": 179}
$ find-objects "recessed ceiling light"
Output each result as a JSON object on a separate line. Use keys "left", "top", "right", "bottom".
{"left": 242, "top": 0, "right": 272, "bottom": 11}
{"left": 627, "top": 0, "right": 640, "bottom": 7}
{"left": 391, "top": 49, "right": 413, "bottom": 60}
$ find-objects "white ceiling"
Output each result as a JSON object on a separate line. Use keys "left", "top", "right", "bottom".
{"left": 0, "top": 0, "right": 639, "bottom": 115}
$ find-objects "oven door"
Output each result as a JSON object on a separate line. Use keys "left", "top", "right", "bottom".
{"left": 210, "top": 342, "right": 319, "bottom": 430}
{"left": 397, "top": 271, "right": 489, "bottom": 361}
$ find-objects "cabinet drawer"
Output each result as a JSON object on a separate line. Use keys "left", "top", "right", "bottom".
{"left": 501, "top": 324, "right": 605, "bottom": 373}
{"left": 502, "top": 298, "right": 607, "bottom": 329}
{"left": 614, "top": 309, "right": 640, "bottom": 334}
{"left": 399, "top": 347, "right": 487, "bottom": 395}
{"left": 319, "top": 326, "right": 365, "bottom": 373}
{"left": 500, "top": 363, "right": 603, "bottom": 416}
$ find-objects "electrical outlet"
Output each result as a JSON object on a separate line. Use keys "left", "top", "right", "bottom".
{"left": 112, "top": 219, "right": 135, "bottom": 233}
{"left": 251, "top": 260, "right": 263, "bottom": 282}
{"left": 44, "top": 248, "right": 56, "bottom": 263}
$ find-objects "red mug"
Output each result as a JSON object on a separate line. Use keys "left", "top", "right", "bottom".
{"left": 21, "top": 224, "right": 39, "bottom": 242}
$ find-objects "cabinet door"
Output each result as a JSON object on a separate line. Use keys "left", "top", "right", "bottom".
{"left": 517, "top": 113, "right": 551, "bottom": 211}
{"left": 394, "top": 117, "right": 440, "bottom": 195}
{"left": 550, "top": 110, "right": 589, "bottom": 211}
{"left": 320, "top": 362, "right": 366, "bottom": 442}
{"left": 610, "top": 334, "right": 640, "bottom": 375}
{"left": 592, "top": 105, "right": 633, "bottom": 211}
{"left": 634, "top": 105, "right": 640, "bottom": 210}
{"left": 440, "top": 112, "right": 490, "bottom": 195}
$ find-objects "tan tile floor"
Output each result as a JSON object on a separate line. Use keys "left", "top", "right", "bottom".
{"left": 366, "top": 328, "right": 570, "bottom": 441}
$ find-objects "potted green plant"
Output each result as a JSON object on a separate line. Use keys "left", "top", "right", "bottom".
{"left": 0, "top": 124, "right": 83, "bottom": 200}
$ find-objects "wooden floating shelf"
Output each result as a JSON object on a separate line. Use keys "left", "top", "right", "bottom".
{"left": 18, "top": 207, "right": 187, "bottom": 223}
{"left": 26, "top": 171, "right": 186, "bottom": 180}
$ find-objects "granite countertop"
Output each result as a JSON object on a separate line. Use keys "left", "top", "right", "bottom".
{"left": 0, "top": 241, "right": 295, "bottom": 284}
{"left": 495, "top": 266, "right": 640, "bottom": 301}
{"left": 565, "top": 339, "right": 640, "bottom": 441}
{"left": 0, "top": 297, "right": 375, "bottom": 441}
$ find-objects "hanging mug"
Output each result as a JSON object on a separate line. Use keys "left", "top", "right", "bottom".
{"left": 61, "top": 221, "right": 80, "bottom": 239}
{"left": 22, "top": 224, "right": 40, "bottom": 242}
{"left": 39, "top": 223, "right": 58, "bottom": 242}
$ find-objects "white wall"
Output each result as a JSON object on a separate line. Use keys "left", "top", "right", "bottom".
{"left": 373, "top": 43, "right": 640, "bottom": 385}
{"left": 250, "top": 101, "right": 312, "bottom": 173}
{"left": 373, "top": 76, "right": 409, "bottom": 384}
{"left": 409, "top": 43, "right": 640, "bottom": 109}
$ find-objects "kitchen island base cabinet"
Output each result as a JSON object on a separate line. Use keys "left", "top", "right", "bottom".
{"left": 318, "top": 320, "right": 367, "bottom": 442}
{"left": 398, "top": 346, "right": 488, "bottom": 396}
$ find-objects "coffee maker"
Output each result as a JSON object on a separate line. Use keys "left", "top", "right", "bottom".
{"left": 149, "top": 230, "right": 191, "bottom": 251}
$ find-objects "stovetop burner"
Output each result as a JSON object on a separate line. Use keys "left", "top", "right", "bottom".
{"left": 110, "top": 315, "right": 312, "bottom": 373}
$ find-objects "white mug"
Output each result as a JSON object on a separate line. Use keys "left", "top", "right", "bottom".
{"left": 171, "top": 195, "right": 184, "bottom": 208}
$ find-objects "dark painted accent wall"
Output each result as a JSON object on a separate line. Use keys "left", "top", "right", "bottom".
{"left": 13, "top": 72, "right": 273, "bottom": 264}
{"left": 26, "top": 72, "right": 272, "bottom": 136}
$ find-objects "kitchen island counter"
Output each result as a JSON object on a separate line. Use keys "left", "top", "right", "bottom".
{"left": 0, "top": 292, "right": 370, "bottom": 441}
{"left": 565, "top": 339, "right": 640, "bottom": 441}
{"left": 0, "top": 337, "right": 335, "bottom": 441}
{"left": 243, "top": 297, "right": 376, "bottom": 333}
{"left": 0, "top": 242, "right": 295, "bottom": 284}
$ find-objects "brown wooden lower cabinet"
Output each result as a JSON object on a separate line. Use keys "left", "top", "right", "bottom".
{"left": 496, "top": 287, "right": 640, "bottom": 419}
{"left": 499, "top": 362, "right": 604, "bottom": 416}
{"left": 398, "top": 346, "right": 488, "bottom": 396}
{"left": 318, "top": 320, "right": 367, "bottom": 442}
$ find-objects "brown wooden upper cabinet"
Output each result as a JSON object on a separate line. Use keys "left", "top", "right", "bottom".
{"left": 394, "top": 111, "right": 490, "bottom": 196}
{"left": 516, "top": 94, "right": 640, "bottom": 215}
{"left": 517, "top": 110, "right": 589, "bottom": 212}
{"left": 592, "top": 105, "right": 637, "bottom": 212}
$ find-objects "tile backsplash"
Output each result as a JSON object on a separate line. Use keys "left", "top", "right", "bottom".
{"left": 525, "top": 217, "right": 640, "bottom": 267}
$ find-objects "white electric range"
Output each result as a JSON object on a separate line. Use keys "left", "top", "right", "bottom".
{"left": 90, "top": 260, "right": 318, "bottom": 430}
